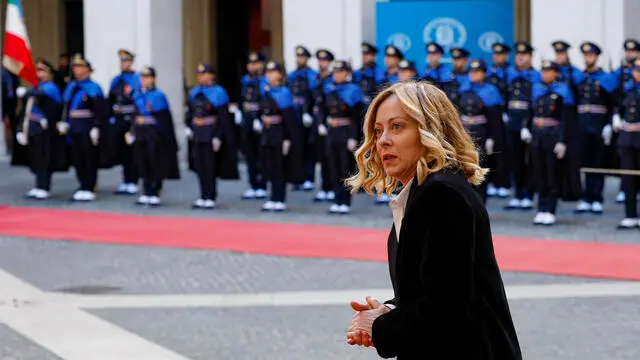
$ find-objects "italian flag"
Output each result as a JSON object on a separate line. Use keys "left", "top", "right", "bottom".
{"left": 2, "top": 0, "right": 37, "bottom": 86}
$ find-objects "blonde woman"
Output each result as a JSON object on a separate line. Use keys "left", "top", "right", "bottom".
{"left": 345, "top": 81, "right": 521, "bottom": 359}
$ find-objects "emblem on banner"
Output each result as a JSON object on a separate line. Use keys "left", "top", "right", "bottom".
{"left": 423, "top": 17, "right": 467, "bottom": 53}
{"left": 478, "top": 31, "right": 504, "bottom": 53}
{"left": 386, "top": 32, "right": 412, "bottom": 53}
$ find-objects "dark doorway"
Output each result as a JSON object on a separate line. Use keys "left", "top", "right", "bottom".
{"left": 64, "top": 0, "right": 84, "bottom": 55}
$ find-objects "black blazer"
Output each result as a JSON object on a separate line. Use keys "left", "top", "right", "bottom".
{"left": 371, "top": 168, "right": 522, "bottom": 359}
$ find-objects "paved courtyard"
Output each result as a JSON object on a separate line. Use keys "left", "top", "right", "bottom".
{"left": 0, "top": 155, "right": 639, "bottom": 359}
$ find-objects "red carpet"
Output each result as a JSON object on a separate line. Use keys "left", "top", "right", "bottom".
{"left": 0, "top": 206, "right": 639, "bottom": 280}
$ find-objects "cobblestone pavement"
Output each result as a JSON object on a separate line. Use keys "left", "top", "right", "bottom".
{"left": 0, "top": 156, "right": 638, "bottom": 359}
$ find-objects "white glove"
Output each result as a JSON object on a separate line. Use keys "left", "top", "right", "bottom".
{"left": 40, "top": 118, "right": 48, "bottom": 130}
{"left": 318, "top": 124, "right": 328, "bottom": 136}
{"left": 212, "top": 137, "right": 222, "bottom": 152}
{"left": 90, "top": 127, "right": 100, "bottom": 145}
{"left": 602, "top": 124, "right": 613, "bottom": 146}
{"left": 553, "top": 142, "right": 567, "bottom": 159}
{"left": 282, "top": 139, "right": 291, "bottom": 155}
{"left": 56, "top": 121, "right": 69, "bottom": 135}
{"left": 520, "top": 128, "right": 532, "bottom": 144}
{"left": 124, "top": 131, "right": 135, "bottom": 145}
{"left": 16, "top": 86, "right": 27, "bottom": 98}
{"left": 16, "top": 132, "right": 27, "bottom": 146}
{"left": 502, "top": 113, "right": 509, "bottom": 123}
{"left": 253, "top": 119, "right": 263, "bottom": 133}
{"left": 612, "top": 113, "right": 623, "bottom": 132}
{"left": 485, "top": 138, "right": 495, "bottom": 155}
{"left": 302, "top": 113, "right": 314, "bottom": 128}
{"left": 347, "top": 138, "right": 358, "bottom": 152}
{"left": 184, "top": 127, "right": 194, "bottom": 139}
{"left": 234, "top": 110, "right": 243, "bottom": 126}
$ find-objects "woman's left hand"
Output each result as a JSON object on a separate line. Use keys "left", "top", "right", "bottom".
{"left": 346, "top": 297, "right": 389, "bottom": 347}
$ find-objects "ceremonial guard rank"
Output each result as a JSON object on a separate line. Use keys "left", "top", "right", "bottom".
{"left": 382, "top": 45, "right": 403, "bottom": 87}
{"left": 287, "top": 45, "right": 318, "bottom": 191}
{"left": 486, "top": 42, "right": 512, "bottom": 198}
{"left": 311, "top": 49, "right": 336, "bottom": 202}
{"left": 12, "top": 58, "right": 67, "bottom": 199}
{"left": 61, "top": 54, "right": 110, "bottom": 202}
{"left": 239, "top": 51, "right": 268, "bottom": 200}
{"left": 574, "top": 42, "right": 617, "bottom": 214}
{"left": 186, "top": 64, "right": 238, "bottom": 209}
{"left": 108, "top": 49, "right": 142, "bottom": 195}
{"left": 397, "top": 60, "right": 418, "bottom": 82}
{"left": 442, "top": 47, "right": 470, "bottom": 107}
{"left": 258, "top": 61, "right": 304, "bottom": 211}
{"left": 353, "top": 43, "right": 385, "bottom": 109}
{"left": 529, "top": 60, "right": 575, "bottom": 226}
{"left": 551, "top": 41, "right": 585, "bottom": 91}
{"left": 504, "top": 41, "right": 541, "bottom": 210}
{"left": 320, "top": 61, "right": 364, "bottom": 214}
{"left": 421, "top": 42, "right": 453, "bottom": 89}
{"left": 614, "top": 58, "right": 640, "bottom": 229}
{"left": 127, "top": 66, "right": 180, "bottom": 207}
{"left": 457, "top": 59, "right": 504, "bottom": 203}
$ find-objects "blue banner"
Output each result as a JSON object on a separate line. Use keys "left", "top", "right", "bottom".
{"left": 376, "top": 0, "right": 514, "bottom": 73}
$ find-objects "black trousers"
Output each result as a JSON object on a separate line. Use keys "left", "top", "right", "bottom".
{"left": 506, "top": 129, "right": 532, "bottom": 199}
{"left": 618, "top": 147, "right": 640, "bottom": 218}
{"left": 28, "top": 133, "right": 52, "bottom": 191}
{"left": 580, "top": 132, "right": 606, "bottom": 203}
{"left": 69, "top": 132, "right": 99, "bottom": 192}
{"left": 531, "top": 132, "right": 561, "bottom": 214}
{"left": 115, "top": 126, "right": 138, "bottom": 184}
{"left": 263, "top": 144, "right": 286, "bottom": 202}
{"left": 315, "top": 136, "right": 333, "bottom": 192}
{"left": 243, "top": 128, "right": 266, "bottom": 190}
{"left": 327, "top": 132, "right": 353, "bottom": 206}
{"left": 136, "top": 138, "right": 162, "bottom": 196}
{"left": 193, "top": 142, "right": 217, "bottom": 200}
{"left": 302, "top": 125, "right": 316, "bottom": 183}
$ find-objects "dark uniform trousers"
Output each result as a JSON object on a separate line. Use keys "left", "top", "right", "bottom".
{"left": 134, "top": 126, "right": 162, "bottom": 197}
{"left": 506, "top": 126, "right": 531, "bottom": 200}
{"left": 326, "top": 126, "right": 353, "bottom": 206}
{"left": 316, "top": 135, "right": 333, "bottom": 192}
{"left": 466, "top": 123, "right": 489, "bottom": 203}
{"left": 28, "top": 133, "right": 52, "bottom": 191}
{"left": 69, "top": 132, "right": 99, "bottom": 192}
{"left": 115, "top": 115, "right": 138, "bottom": 184}
{"left": 531, "top": 126, "right": 562, "bottom": 213}
{"left": 242, "top": 109, "right": 266, "bottom": 190}
{"left": 261, "top": 123, "right": 287, "bottom": 202}
{"left": 617, "top": 129, "right": 640, "bottom": 218}
{"left": 579, "top": 131, "right": 606, "bottom": 203}
{"left": 193, "top": 141, "right": 218, "bottom": 200}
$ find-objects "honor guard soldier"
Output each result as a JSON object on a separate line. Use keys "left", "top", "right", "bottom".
{"left": 382, "top": 45, "right": 403, "bottom": 87}
{"left": 574, "top": 42, "right": 618, "bottom": 214}
{"left": 612, "top": 39, "right": 640, "bottom": 203}
{"left": 551, "top": 41, "right": 585, "bottom": 89}
{"left": 126, "top": 66, "right": 180, "bottom": 207}
{"left": 613, "top": 58, "right": 640, "bottom": 229}
{"left": 13, "top": 58, "right": 67, "bottom": 199}
{"left": 443, "top": 47, "right": 470, "bottom": 107}
{"left": 457, "top": 59, "right": 504, "bottom": 203}
{"left": 486, "top": 42, "right": 512, "bottom": 198}
{"left": 504, "top": 41, "right": 541, "bottom": 210}
{"left": 311, "top": 48, "right": 336, "bottom": 202}
{"left": 258, "top": 61, "right": 304, "bottom": 211}
{"left": 287, "top": 45, "right": 318, "bottom": 192}
{"left": 109, "top": 49, "right": 142, "bottom": 195}
{"left": 353, "top": 42, "right": 385, "bottom": 109}
{"left": 321, "top": 61, "right": 364, "bottom": 214}
{"left": 421, "top": 42, "right": 453, "bottom": 89}
{"left": 397, "top": 60, "right": 418, "bottom": 82}
{"left": 529, "top": 60, "right": 575, "bottom": 226}
{"left": 239, "top": 51, "right": 268, "bottom": 200}
{"left": 60, "top": 54, "right": 109, "bottom": 202}
{"left": 185, "top": 64, "right": 238, "bottom": 209}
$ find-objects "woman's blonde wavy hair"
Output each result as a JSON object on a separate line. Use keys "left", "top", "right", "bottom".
{"left": 346, "top": 81, "right": 487, "bottom": 196}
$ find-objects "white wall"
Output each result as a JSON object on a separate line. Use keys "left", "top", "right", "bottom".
{"left": 282, "top": 0, "right": 375, "bottom": 72}
{"left": 83, "top": 0, "right": 183, "bottom": 125}
{"left": 531, "top": 0, "right": 627, "bottom": 69}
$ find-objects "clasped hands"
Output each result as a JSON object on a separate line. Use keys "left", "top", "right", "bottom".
{"left": 346, "top": 296, "right": 390, "bottom": 348}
